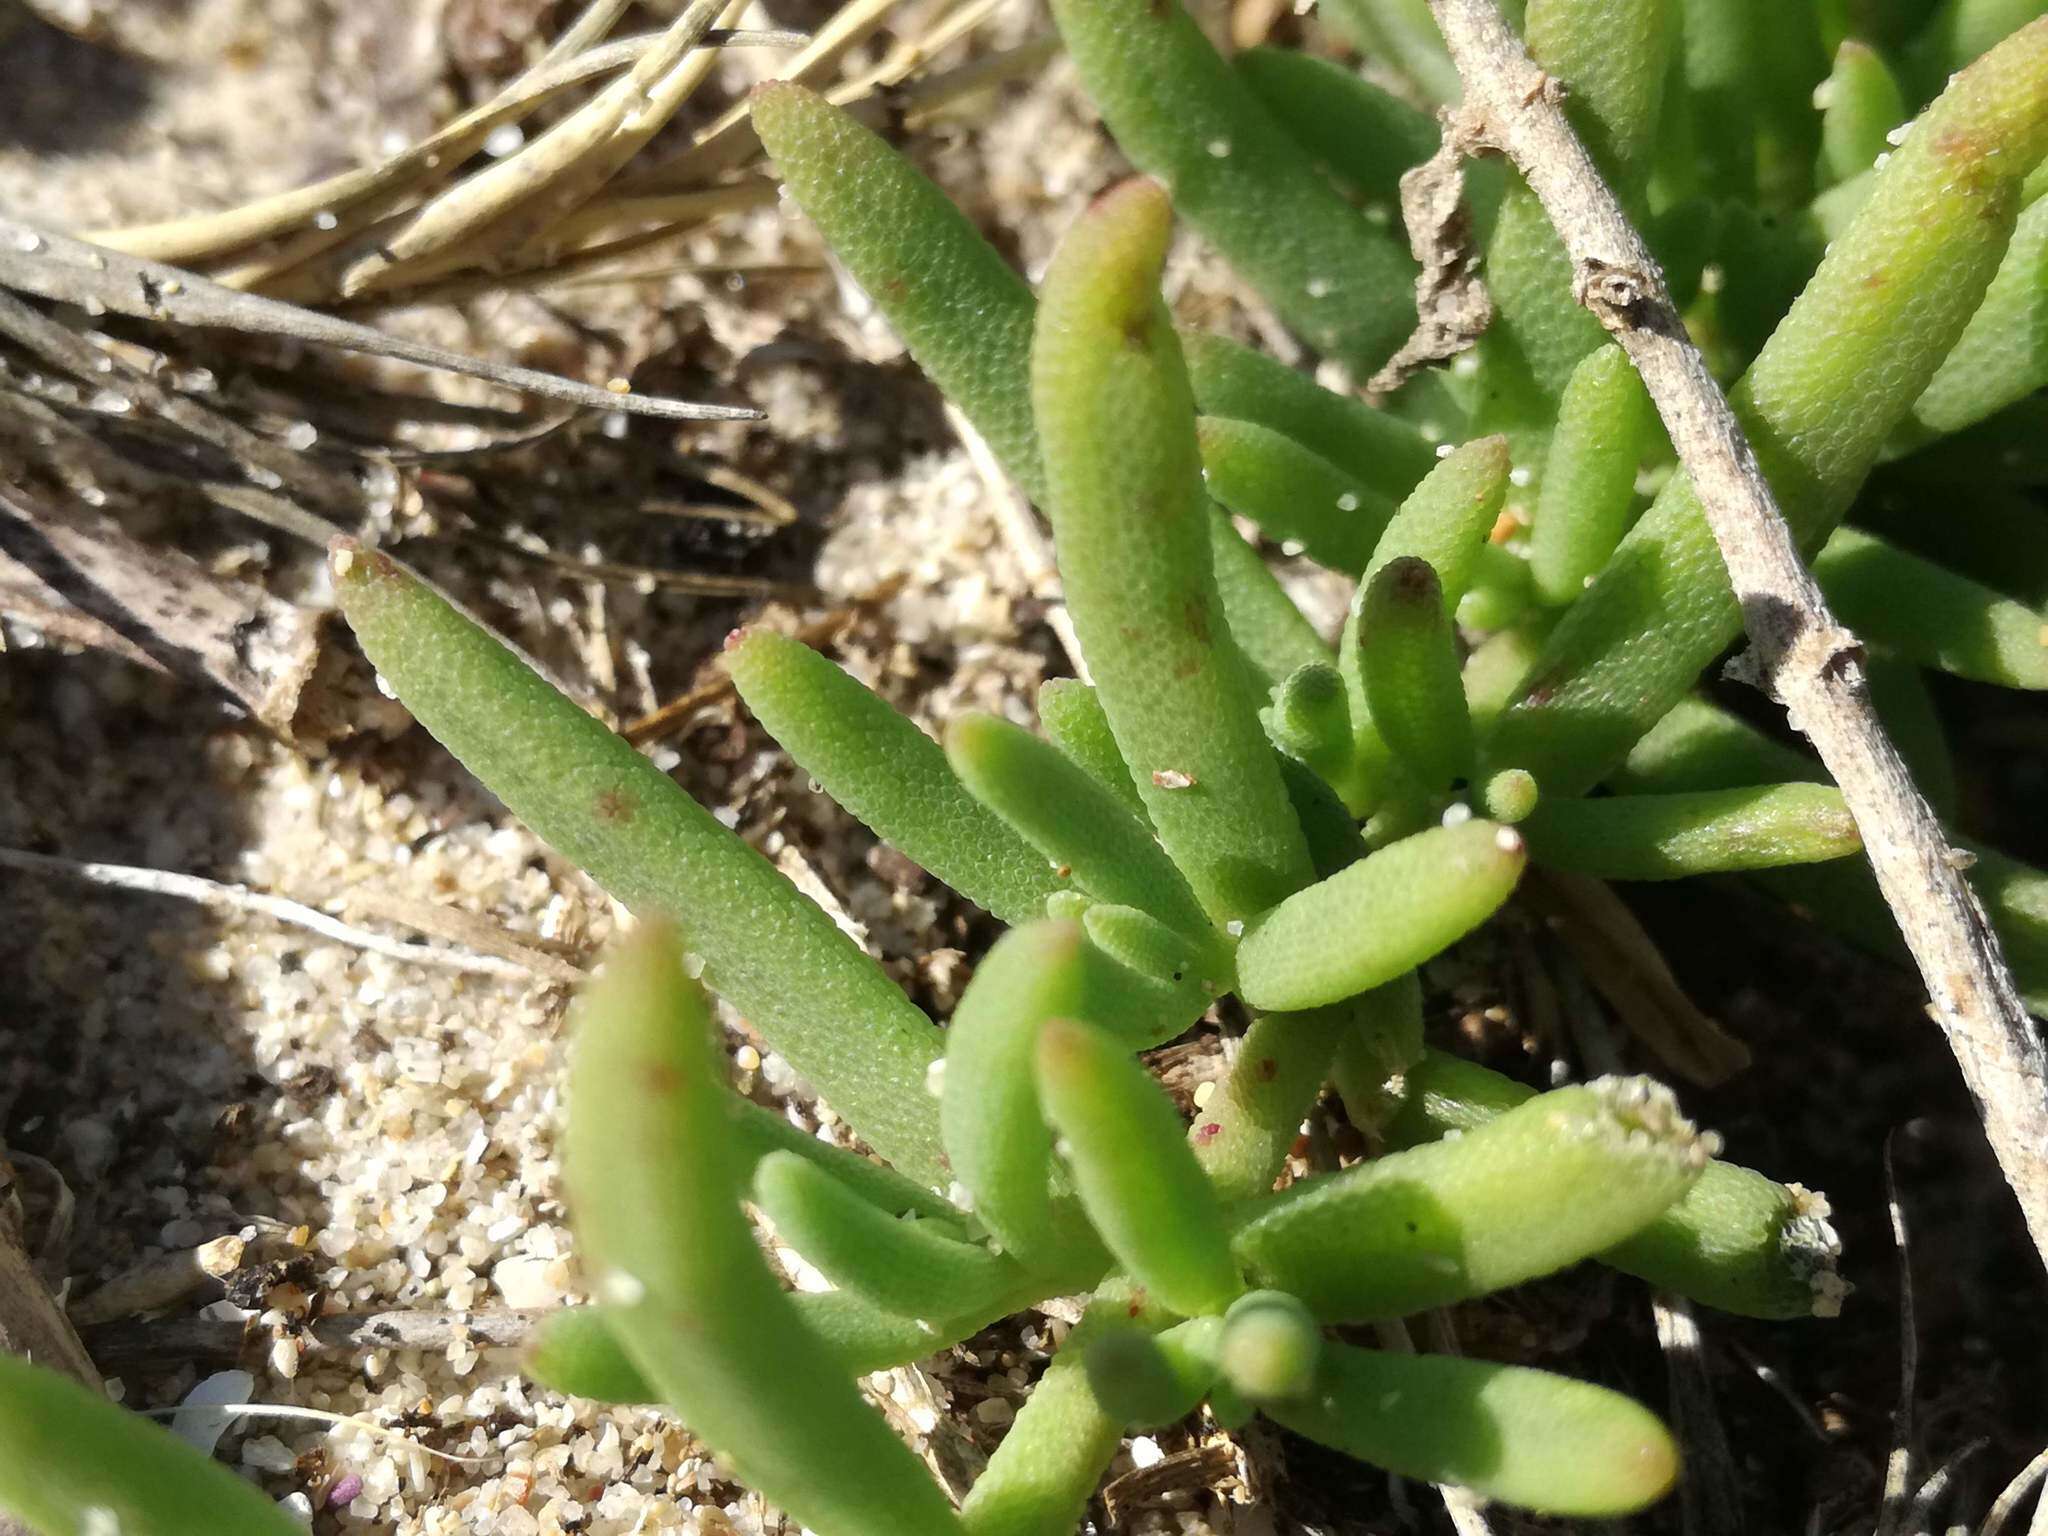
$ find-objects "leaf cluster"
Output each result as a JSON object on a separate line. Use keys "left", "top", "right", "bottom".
{"left": 5, "top": 0, "right": 2044, "bottom": 1531}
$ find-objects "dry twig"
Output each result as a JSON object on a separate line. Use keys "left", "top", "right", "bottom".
{"left": 0, "top": 848, "right": 570, "bottom": 983}
{"left": 1422, "top": 0, "right": 2048, "bottom": 1269}
{"left": 0, "top": 485, "right": 335, "bottom": 743}
{"left": 1364, "top": 128, "right": 1492, "bottom": 400}
{"left": 0, "top": 218, "right": 758, "bottom": 424}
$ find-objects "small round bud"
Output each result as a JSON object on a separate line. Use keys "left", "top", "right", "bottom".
{"left": 1219, "top": 1289, "right": 1321, "bottom": 1402}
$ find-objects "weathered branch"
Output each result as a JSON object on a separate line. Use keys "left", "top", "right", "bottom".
{"left": 1423, "top": 0, "right": 2048, "bottom": 1267}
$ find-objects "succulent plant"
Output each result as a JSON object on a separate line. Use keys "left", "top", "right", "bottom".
{"left": 6, "top": 0, "right": 2045, "bottom": 1531}
{"left": 321, "top": 0, "right": 2046, "bottom": 1527}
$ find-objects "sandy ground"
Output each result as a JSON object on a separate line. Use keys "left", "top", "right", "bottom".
{"left": 6, "top": 2, "right": 2048, "bottom": 1534}
{"left": 0, "top": 2, "right": 1241, "bottom": 1530}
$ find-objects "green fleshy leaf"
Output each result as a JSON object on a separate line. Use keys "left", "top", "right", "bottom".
{"left": 960, "top": 1281, "right": 1174, "bottom": 1536}
{"left": 753, "top": 1151, "right": 1036, "bottom": 1318}
{"left": 1383, "top": 1051, "right": 1848, "bottom": 1319}
{"left": 1528, "top": 0, "right": 1676, "bottom": 185}
{"left": 1206, "top": 503, "right": 1337, "bottom": 688}
{"left": 1082, "top": 902, "right": 1229, "bottom": 992}
{"left": 1907, "top": 0, "right": 2048, "bottom": 85}
{"left": 1031, "top": 180, "right": 1314, "bottom": 923}
{"left": 564, "top": 924, "right": 962, "bottom": 1536}
{"left": 1038, "top": 678, "right": 1148, "bottom": 819}
{"left": 1233, "top": 46, "right": 1440, "bottom": 205}
{"left": 1269, "top": 1343, "right": 1680, "bottom": 1516}
{"left": 1326, "top": 969, "right": 1428, "bottom": 1132}
{"left": 1181, "top": 331, "right": 1438, "bottom": 501}
{"left": 528, "top": 1285, "right": 1033, "bottom": 1404}
{"left": 1232, "top": 1077, "right": 1709, "bottom": 1320}
{"left": 1082, "top": 1316, "right": 1222, "bottom": 1429}
{"left": 940, "top": 921, "right": 1126, "bottom": 1266}
{"left": 752, "top": 82, "right": 1042, "bottom": 497}
{"left": 1038, "top": 1016, "right": 1245, "bottom": 1317}
{"left": 728, "top": 629, "right": 1063, "bottom": 926}
{"left": 1486, "top": 22, "right": 2048, "bottom": 796}
{"left": 1614, "top": 696, "right": 2048, "bottom": 1016}
{"left": 0, "top": 1356, "right": 306, "bottom": 1536}
{"left": 1361, "top": 556, "right": 1477, "bottom": 793}
{"left": 333, "top": 545, "right": 945, "bottom": 1184}
{"left": 1340, "top": 437, "right": 1512, "bottom": 803}
{"left": 1521, "top": 783, "right": 1862, "bottom": 879}
{"left": 1479, "top": 766, "right": 1542, "bottom": 823}
{"left": 1819, "top": 39, "right": 1909, "bottom": 185}
{"left": 1216, "top": 1289, "right": 1322, "bottom": 1403}
{"left": 1909, "top": 194, "right": 2048, "bottom": 435}
{"left": 1317, "top": 0, "right": 1463, "bottom": 103}
{"left": 1235, "top": 821, "right": 1526, "bottom": 1012}
{"left": 729, "top": 1095, "right": 959, "bottom": 1222}
{"left": 1189, "top": 1003, "right": 1354, "bottom": 1201}
{"left": 1457, "top": 539, "right": 1538, "bottom": 633}
{"left": 1198, "top": 416, "right": 1396, "bottom": 578}
{"left": 1048, "top": 0, "right": 1417, "bottom": 375}
{"left": 1268, "top": 661, "right": 1354, "bottom": 787}
{"left": 1814, "top": 525, "right": 2048, "bottom": 687}
{"left": 944, "top": 712, "right": 1214, "bottom": 942}
{"left": 1528, "top": 344, "right": 1657, "bottom": 607}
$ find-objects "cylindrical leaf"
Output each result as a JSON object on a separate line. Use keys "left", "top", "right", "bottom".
{"left": 1269, "top": 661, "right": 1354, "bottom": 786}
{"left": 753, "top": 83, "right": 1042, "bottom": 497}
{"left": 565, "top": 924, "right": 962, "bottom": 1536}
{"left": 1048, "top": 0, "right": 1416, "bottom": 375}
{"left": 1217, "top": 1289, "right": 1322, "bottom": 1402}
{"left": 1038, "top": 678, "right": 1148, "bottom": 818}
{"left": 1199, "top": 415, "right": 1396, "bottom": 576}
{"left": 1341, "top": 438, "right": 1511, "bottom": 799}
{"left": 1383, "top": 1050, "right": 1848, "bottom": 1319}
{"left": 1269, "top": 1343, "right": 1680, "bottom": 1516}
{"left": 945, "top": 712, "right": 1215, "bottom": 942}
{"left": 1233, "top": 47, "right": 1439, "bottom": 205}
{"left": 941, "top": 921, "right": 1128, "bottom": 1265}
{"left": 1232, "top": 1077, "right": 1712, "bottom": 1319}
{"left": 753, "top": 1151, "right": 1035, "bottom": 1319}
{"left": 0, "top": 1356, "right": 307, "bottom": 1536}
{"left": 1082, "top": 1316, "right": 1222, "bottom": 1428}
{"left": 1206, "top": 503, "right": 1337, "bottom": 687}
{"left": 1038, "top": 1016, "right": 1244, "bottom": 1317}
{"left": 1520, "top": 783, "right": 1862, "bottom": 879}
{"left": 1819, "top": 40, "right": 1908, "bottom": 184}
{"left": 1181, "top": 331, "right": 1438, "bottom": 500}
{"left": 960, "top": 1281, "right": 1173, "bottom": 1536}
{"left": 728, "top": 630, "right": 1062, "bottom": 926}
{"left": 1815, "top": 524, "right": 2048, "bottom": 688}
{"left": 1032, "top": 179, "right": 1314, "bottom": 923}
{"left": 1362, "top": 556, "right": 1476, "bottom": 792}
{"left": 1528, "top": 344, "right": 1656, "bottom": 607}
{"left": 1485, "top": 21, "right": 2048, "bottom": 794}
{"left": 1236, "top": 821, "right": 1526, "bottom": 1012}
{"left": 333, "top": 543, "right": 946, "bottom": 1184}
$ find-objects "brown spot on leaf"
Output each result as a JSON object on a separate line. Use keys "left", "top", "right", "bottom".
{"left": 595, "top": 789, "right": 638, "bottom": 824}
{"left": 1256, "top": 1057, "right": 1278, "bottom": 1082}
{"left": 1184, "top": 596, "right": 1211, "bottom": 647}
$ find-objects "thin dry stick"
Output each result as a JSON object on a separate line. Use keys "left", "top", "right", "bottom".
{"left": 1982, "top": 1444, "right": 2048, "bottom": 1536}
{"left": 1424, "top": 0, "right": 2048, "bottom": 1270}
{"left": 0, "top": 217, "right": 758, "bottom": 423}
{"left": 0, "top": 848, "right": 564, "bottom": 983}
{"left": 1877, "top": 1137, "right": 1921, "bottom": 1536}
